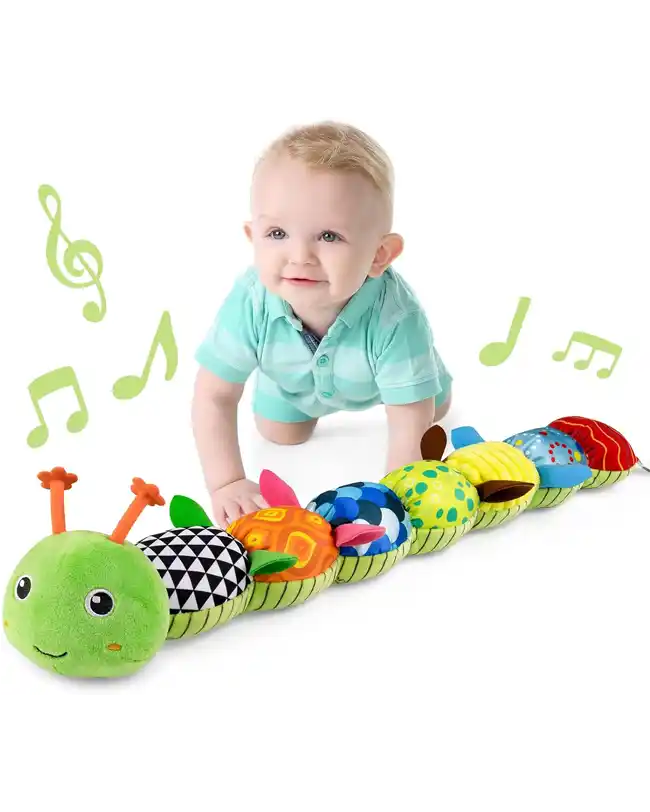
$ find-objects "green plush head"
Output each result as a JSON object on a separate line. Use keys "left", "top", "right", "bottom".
{"left": 3, "top": 467, "right": 169, "bottom": 678}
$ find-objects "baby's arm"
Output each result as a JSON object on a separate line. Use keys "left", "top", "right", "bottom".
{"left": 192, "top": 367, "right": 268, "bottom": 529}
{"left": 374, "top": 306, "right": 453, "bottom": 474}
{"left": 385, "top": 398, "right": 435, "bottom": 471}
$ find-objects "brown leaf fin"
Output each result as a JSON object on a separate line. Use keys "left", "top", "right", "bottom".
{"left": 420, "top": 425, "right": 447, "bottom": 461}
{"left": 476, "top": 480, "right": 535, "bottom": 503}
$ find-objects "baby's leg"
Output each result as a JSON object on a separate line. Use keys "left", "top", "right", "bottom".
{"left": 253, "top": 370, "right": 319, "bottom": 445}
{"left": 255, "top": 415, "right": 318, "bottom": 445}
{"left": 434, "top": 393, "right": 452, "bottom": 422}
{"left": 432, "top": 386, "right": 453, "bottom": 423}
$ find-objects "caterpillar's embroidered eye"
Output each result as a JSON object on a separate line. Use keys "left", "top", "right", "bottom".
{"left": 15, "top": 575, "right": 32, "bottom": 601}
{"left": 85, "top": 589, "right": 115, "bottom": 617}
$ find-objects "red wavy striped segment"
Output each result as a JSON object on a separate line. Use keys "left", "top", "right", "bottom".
{"left": 548, "top": 416, "right": 637, "bottom": 471}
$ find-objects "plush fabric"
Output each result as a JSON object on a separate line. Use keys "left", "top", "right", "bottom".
{"left": 335, "top": 538, "right": 413, "bottom": 583}
{"left": 169, "top": 495, "right": 212, "bottom": 528}
{"left": 548, "top": 416, "right": 638, "bottom": 473}
{"left": 249, "top": 549, "right": 299, "bottom": 576}
{"left": 247, "top": 560, "right": 339, "bottom": 611}
{"left": 136, "top": 525, "right": 253, "bottom": 613}
{"left": 530, "top": 485, "right": 581, "bottom": 509}
{"left": 445, "top": 438, "right": 539, "bottom": 527}
{"left": 3, "top": 531, "right": 169, "bottom": 678}
{"left": 167, "top": 587, "right": 253, "bottom": 639}
{"left": 306, "top": 481, "right": 411, "bottom": 556}
{"left": 503, "top": 425, "right": 592, "bottom": 505}
{"left": 381, "top": 461, "right": 479, "bottom": 551}
{"left": 581, "top": 468, "right": 632, "bottom": 489}
{"left": 5, "top": 420, "right": 645, "bottom": 679}
{"left": 228, "top": 507, "right": 338, "bottom": 582}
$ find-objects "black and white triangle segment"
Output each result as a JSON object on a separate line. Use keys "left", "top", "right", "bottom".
{"left": 136, "top": 525, "right": 253, "bottom": 614}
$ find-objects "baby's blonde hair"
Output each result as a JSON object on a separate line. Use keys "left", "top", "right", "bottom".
{"left": 257, "top": 120, "right": 395, "bottom": 223}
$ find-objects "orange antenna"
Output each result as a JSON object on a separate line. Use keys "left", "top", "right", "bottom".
{"left": 109, "top": 478, "right": 165, "bottom": 544}
{"left": 37, "top": 467, "right": 78, "bottom": 534}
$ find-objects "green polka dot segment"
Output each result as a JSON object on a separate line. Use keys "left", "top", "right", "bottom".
{"left": 381, "top": 460, "right": 480, "bottom": 532}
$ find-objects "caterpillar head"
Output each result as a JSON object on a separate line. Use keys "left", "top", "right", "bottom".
{"left": 3, "top": 468, "right": 169, "bottom": 678}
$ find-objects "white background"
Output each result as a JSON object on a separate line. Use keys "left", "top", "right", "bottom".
{"left": 1, "top": 2, "right": 649, "bottom": 810}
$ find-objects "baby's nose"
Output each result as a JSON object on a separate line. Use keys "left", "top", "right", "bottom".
{"left": 288, "top": 240, "right": 316, "bottom": 263}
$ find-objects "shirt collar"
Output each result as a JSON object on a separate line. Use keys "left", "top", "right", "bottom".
{"left": 267, "top": 269, "right": 388, "bottom": 330}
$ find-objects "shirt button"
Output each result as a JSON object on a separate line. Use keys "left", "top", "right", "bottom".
{"left": 321, "top": 391, "right": 333, "bottom": 398}
{"left": 317, "top": 355, "right": 329, "bottom": 366}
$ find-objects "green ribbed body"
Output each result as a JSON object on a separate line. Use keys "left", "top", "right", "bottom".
{"left": 335, "top": 536, "right": 413, "bottom": 584}
{"left": 530, "top": 485, "right": 581, "bottom": 509}
{"left": 471, "top": 504, "right": 524, "bottom": 530}
{"left": 167, "top": 586, "right": 253, "bottom": 640}
{"left": 583, "top": 468, "right": 631, "bottom": 489}
{"left": 409, "top": 520, "right": 475, "bottom": 554}
{"left": 247, "top": 560, "right": 338, "bottom": 612}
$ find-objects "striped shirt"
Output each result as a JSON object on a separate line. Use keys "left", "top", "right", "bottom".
{"left": 195, "top": 266, "right": 452, "bottom": 422}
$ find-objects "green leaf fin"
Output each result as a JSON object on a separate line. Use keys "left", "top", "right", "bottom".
{"left": 249, "top": 550, "right": 298, "bottom": 576}
{"left": 169, "top": 495, "right": 213, "bottom": 528}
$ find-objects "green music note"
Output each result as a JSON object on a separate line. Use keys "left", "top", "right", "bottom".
{"left": 38, "top": 184, "right": 107, "bottom": 323}
{"left": 479, "top": 296, "right": 531, "bottom": 366}
{"left": 552, "top": 331, "right": 622, "bottom": 379}
{"left": 26, "top": 366, "right": 89, "bottom": 448}
{"left": 112, "top": 311, "right": 178, "bottom": 400}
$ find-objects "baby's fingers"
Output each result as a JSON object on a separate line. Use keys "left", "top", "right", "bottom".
{"left": 240, "top": 496, "right": 263, "bottom": 516}
{"left": 252, "top": 492, "right": 269, "bottom": 509}
{"left": 223, "top": 500, "right": 246, "bottom": 528}
{"left": 212, "top": 507, "right": 228, "bottom": 530}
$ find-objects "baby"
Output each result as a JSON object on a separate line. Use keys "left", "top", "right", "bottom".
{"left": 192, "top": 121, "right": 453, "bottom": 528}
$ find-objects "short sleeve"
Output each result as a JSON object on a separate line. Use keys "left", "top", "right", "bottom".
{"left": 194, "top": 270, "right": 260, "bottom": 383}
{"left": 374, "top": 309, "right": 443, "bottom": 406}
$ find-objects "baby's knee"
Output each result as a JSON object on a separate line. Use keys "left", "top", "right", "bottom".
{"left": 255, "top": 414, "right": 318, "bottom": 445}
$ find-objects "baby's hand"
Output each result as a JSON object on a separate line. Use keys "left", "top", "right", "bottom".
{"left": 210, "top": 479, "right": 269, "bottom": 530}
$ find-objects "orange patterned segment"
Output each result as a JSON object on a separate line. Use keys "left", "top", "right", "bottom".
{"left": 229, "top": 506, "right": 337, "bottom": 582}
{"left": 549, "top": 416, "right": 638, "bottom": 472}
{"left": 243, "top": 528, "right": 273, "bottom": 549}
{"left": 285, "top": 532, "right": 317, "bottom": 568}
{"left": 254, "top": 508, "right": 288, "bottom": 522}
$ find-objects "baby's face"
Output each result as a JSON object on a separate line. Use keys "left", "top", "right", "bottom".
{"left": 246, "top": 153, "right": 392, "bottom": 312}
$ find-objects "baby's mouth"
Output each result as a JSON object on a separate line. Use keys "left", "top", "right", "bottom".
{"left": 34, "top": 645, "right": 68, "bottom": 659}
{"left": 285, "top": 277, "right": 323, "bottom": 285}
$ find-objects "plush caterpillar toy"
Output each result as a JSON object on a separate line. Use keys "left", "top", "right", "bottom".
{"left": 3, "top": 415, "right": 647, "bottom": 679}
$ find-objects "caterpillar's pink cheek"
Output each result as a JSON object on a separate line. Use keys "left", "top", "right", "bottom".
{"left": 107, "top": 643, "right": 122, "bottom": 652}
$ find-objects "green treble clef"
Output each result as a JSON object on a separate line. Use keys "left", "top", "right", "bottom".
{"left": 38, "top": 184, "right": 107, "bottom": 323}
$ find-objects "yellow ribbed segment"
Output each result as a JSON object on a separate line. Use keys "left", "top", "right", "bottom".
{"left": 446, "top": 441, "right": 539, "bottom": 485}
{"left": 445, "top": 442, "right": 539, "bottom": 511}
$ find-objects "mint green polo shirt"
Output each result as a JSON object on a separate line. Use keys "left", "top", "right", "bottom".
{"left": 195, "top": 266, "right": 452, "bottom": 422}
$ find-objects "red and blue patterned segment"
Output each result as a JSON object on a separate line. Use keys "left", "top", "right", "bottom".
{"left": 306, "top": 481, "right": 412, "bottom": 556}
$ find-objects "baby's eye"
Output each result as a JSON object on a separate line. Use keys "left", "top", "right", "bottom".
{"left": 15, "top": 575, "right": 32, "bottom": 601}
{"left": 320, "top": 231, "right": 341, "bottom": 242}
{"left": 267, "top": 228, "right": 286, "bottom": 240}
{"left": 85, "top": 589, "right": 115, "bottom": 617}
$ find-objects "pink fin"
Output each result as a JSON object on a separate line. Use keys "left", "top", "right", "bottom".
{"left": 258, "top": 469, "right": 301, "bottom": 508}
{"left": 334, "top": 524, "right": 387, "bottom": 548}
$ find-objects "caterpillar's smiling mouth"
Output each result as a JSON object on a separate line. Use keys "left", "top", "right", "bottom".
{"left": 34, "top": 646, "right": 68, "bottom": 659}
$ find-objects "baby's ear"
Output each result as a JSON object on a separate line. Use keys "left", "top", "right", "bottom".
{"left": 243, "top": 222, "right": 253, "bottom": 242}
{"left": 369, "top": 233, "right": 404, "bottom": 276}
